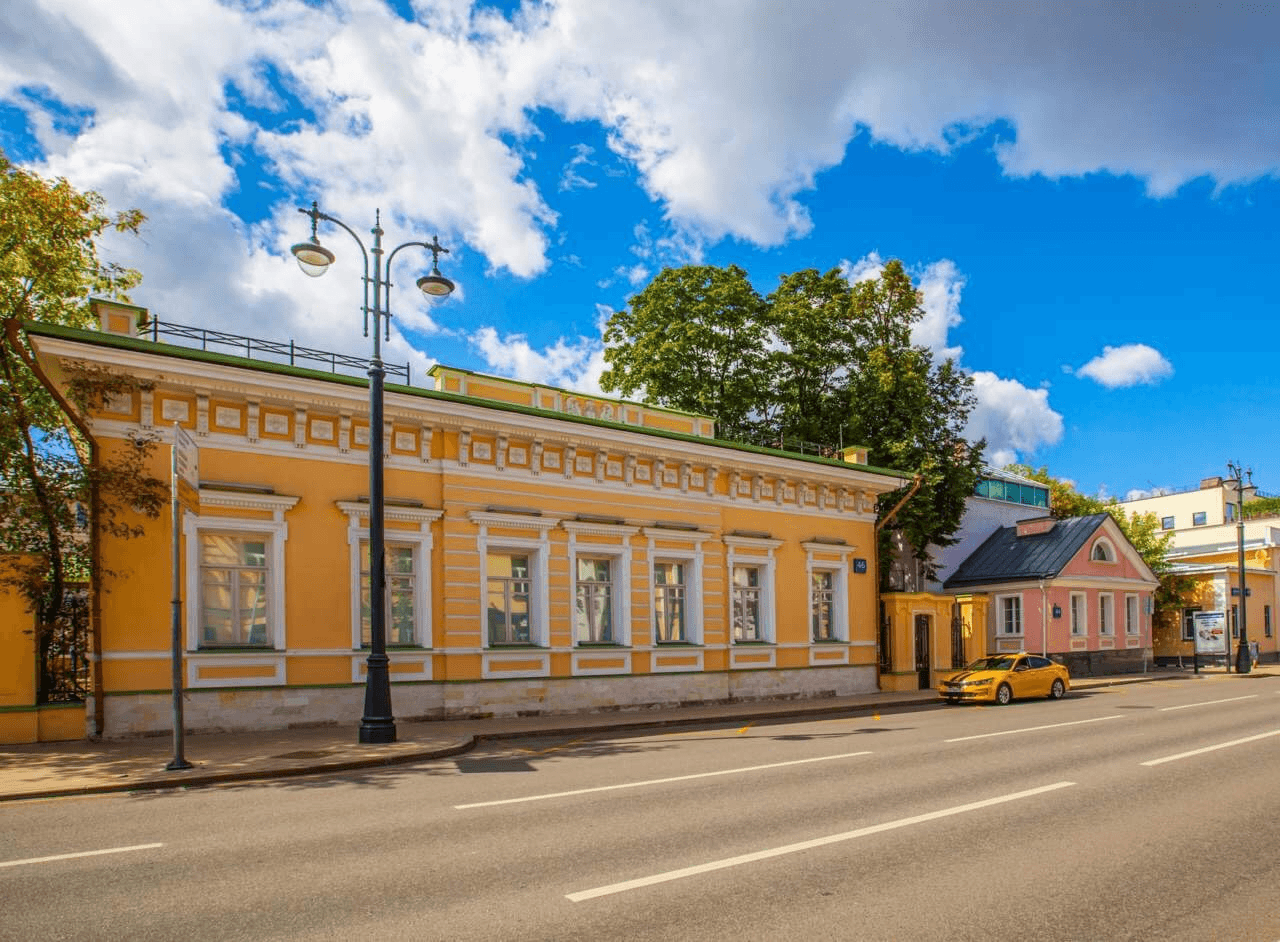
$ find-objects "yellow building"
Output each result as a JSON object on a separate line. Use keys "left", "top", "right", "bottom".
{"left": 25, "top": 305, "right": 908, "bottom": 737}
{"left": 1122, "top": 477, "right": 1279, "bottom": 665}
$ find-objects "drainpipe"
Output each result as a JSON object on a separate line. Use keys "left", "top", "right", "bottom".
{"left": 6, "top": 319, "right": 105, "bottom": 738}
{"left": 875, "top": 474, "right": 923, "bottom": 534}
{"left": 1039, "top": 579, "right": 1048, "bottom": 657}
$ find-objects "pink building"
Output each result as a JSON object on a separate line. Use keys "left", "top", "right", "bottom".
{"left": 944, "top": 513, "right": 1158, "bottom": 675}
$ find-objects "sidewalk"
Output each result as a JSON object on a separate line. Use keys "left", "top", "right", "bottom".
{"left": 0, "top": 668, "right": 1266, "bottom": 802}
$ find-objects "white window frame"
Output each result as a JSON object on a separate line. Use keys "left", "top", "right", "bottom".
{"left": 1069, "top": 592, "right": 1086, "bottom": 636}
{"left": 996, "top": 593, "right": 1023, "bottom": 636}
{"left": 471, "top": 511, "right": 559, "bottom": 649}
{"left": 563, "top": 520, "right": 638, "bottom": 647}
{"left": 183, "top": 491, "right": 298, "bottom": 652}
{"left": 724, "top": 535, "right": 782, "bottom": 645}
{"left": 1181, "top": 606, "right": 1199, "bottom": 642}
{"left": 1125, "top": 593, "right": 1139, "bottom": 635}
{"left": 1091, "top": 538, "right": 1116, "bottom": 563}
{"left": 644, "top": 528, "right": 710, "bottom": 645}
{"left": 802, "top": 542, "right": 854, "bottom": 643}
{"left": 1099, "top": 592, "right": 1114, "bottom": 635}
{"left": 337, "top": 502, "right": 441, "bottom": 650}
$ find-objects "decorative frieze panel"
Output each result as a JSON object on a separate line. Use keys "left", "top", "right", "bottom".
{"left": 262, "top": 411, "right": 290, "bottom": 436}
{"left": 215, "top": 406, "right": 243, "bottom": 431}
{"left": 161, "top": 398, "right": 190, "bottom": 423}
{"left": 310, "top": 418, "right": 335, "bottom": 442}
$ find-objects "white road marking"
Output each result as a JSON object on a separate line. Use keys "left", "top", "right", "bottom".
{"left": 566, "top": 781, "right": 1076, "bottom": 902}
{"left": 1141, "top": 730, "right": 1280, "bottom": 767}
{"left": 455, "top": 750, "right": 873, "bottom": 809}
{"left": 944, "top": 715, "right": 1122, "bottom": 743}
{"left": 1160, "top": 695, "right": 1257, "bottom": 712}
{"left": 0, "top": 843, "right": 164, "bottom": 870}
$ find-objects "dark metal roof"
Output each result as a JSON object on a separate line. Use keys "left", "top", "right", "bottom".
{"left": 943, "top": 513, "right": 1110, "bottom": 589}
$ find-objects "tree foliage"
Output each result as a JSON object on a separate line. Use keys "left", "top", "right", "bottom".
{"left": 0, "top": 150, "right": 164, "bottom": 662}
{"left": 601, "top": 265, "right": 772, "bottom": 441}
{"left": 601, "top": 260, "right": 984, "bottom": 583}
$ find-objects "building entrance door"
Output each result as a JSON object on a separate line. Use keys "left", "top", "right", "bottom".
{"left": 914, "top": 614, "right": 931, "bottom": 689}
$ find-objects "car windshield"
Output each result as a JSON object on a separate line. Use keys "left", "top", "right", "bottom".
{"left": 966, "top": 657, "right": 1015, "bottom": 671}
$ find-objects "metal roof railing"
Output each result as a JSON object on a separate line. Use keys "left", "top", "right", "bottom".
{"left": 145, "top": 319, "right": 411, "bottom": 385}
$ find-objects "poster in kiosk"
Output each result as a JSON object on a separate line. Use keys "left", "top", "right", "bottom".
{"left": 1192, "top": 611, "right": 1227, "bottom": 658}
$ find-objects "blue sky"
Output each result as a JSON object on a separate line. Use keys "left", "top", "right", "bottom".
{"left": 2, "top": 0, "right": 1278, "bottom": 500}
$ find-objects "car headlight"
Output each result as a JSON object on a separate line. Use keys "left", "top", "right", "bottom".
{"left": 965, "top": 679, "right": 993, "bottom": 686}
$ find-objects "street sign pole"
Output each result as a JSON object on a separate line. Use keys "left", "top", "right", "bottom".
{"left": 167, "top": 423, "right": 198, "bottom": 771}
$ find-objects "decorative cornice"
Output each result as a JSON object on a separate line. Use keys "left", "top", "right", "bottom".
{"left": 724, "top": 534, "right": 785, "bottom": 551}
{"left": 468, "top": 510, "right": 563, "bottom": 532}
{"left": 199, "top": 489, "right": 300, "bottom": 514}
{"left": 335, "top": 501, "right": 444, "bottom": 526}
{"left": 561, "top": 520, "right": 641, "bottom": 539}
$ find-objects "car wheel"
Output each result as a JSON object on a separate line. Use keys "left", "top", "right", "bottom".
{"left": 1049, "top": 678, "right": 1066, "bottom": 700}
{"left": 995, "top": 683, "right": 1013, "bottom": 706}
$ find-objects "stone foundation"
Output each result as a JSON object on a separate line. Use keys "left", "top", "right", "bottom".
{"left": 1057, "top": 647, "right": 1151, "bottom": 678}
{"left": 102, "top": 665, "right": 880, "bottom": 738}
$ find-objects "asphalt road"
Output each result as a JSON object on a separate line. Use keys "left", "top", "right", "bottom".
{"left": 3, "top": 676, "right": 1279, "bottom": 941}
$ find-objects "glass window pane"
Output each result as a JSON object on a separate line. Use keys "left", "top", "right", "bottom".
{"left": 389, "top": 545, "right": 414, "bottom": 574}
{"left": 201, "top": 534, "right": 240, "bottom": 565}
{"left": 241, "top": 541, "right": 267, "bottom": 567}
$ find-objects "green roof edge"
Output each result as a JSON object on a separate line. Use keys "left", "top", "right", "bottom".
{"left": 24, "top": 320, "right": 911, "bottom": 481}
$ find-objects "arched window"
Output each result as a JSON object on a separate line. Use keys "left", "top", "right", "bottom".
{"left": 1091, "top": 539, "right": 1115, "bottom": 562}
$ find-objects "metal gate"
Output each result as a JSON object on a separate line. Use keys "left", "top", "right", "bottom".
{"left": 37, "top": 588, "right": 90, "bottom": 704}
{"left": 914, "top": 614, "right": 931, "bottom": 689}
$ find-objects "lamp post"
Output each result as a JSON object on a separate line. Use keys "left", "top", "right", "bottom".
{"left": 291, "top": 202, "right": 455, "bottom": 743}
{"left": 1227, "top": 461, "right": 1252, "bottom": 675}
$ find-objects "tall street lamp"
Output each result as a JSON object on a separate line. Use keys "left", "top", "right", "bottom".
{"left": 291, "top": 202, "right": 455, "bottom": 743}
{"left": 1227, "top": 460, "right": 1252, "bottom": 675}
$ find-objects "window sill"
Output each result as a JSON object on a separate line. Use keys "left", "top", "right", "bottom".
{"left": 576, "top": 642, "right": 628, "bottom": 648}
{"left": 811, "top": 638, "right": 847, "bottom": 644}
{"left": 655, "top": 641, "right": 701, "bottom": 647}
{"left": 733, "top": 640, "right": 774, "bottom": 646}
{"left": 194, "top": 646, "right": 276, "bottom": 653}
{"left": 488, "top": 642, "right": 543, "bottom": 649}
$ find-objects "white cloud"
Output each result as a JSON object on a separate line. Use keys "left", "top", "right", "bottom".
{"left": 1076, "top": 343, "right": 1174, "bottom": 388}
{"left": 838, "top": 253, "right": 964, "bottom": 360}
{"left": 471, "top": 325, "right": 605, "bottom": 396}
{"left": 558, "top": 143, "right": 598, "bottom": 192}
{"left": 966, "top": 371, "right": 1065, "bottom": 465}
{"left": 914, "top": 259, "right": 965, "bottom": 361}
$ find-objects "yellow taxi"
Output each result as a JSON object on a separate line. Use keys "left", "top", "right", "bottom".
{"left": 938, "top": 653, "right": 1070, "bottom": 705}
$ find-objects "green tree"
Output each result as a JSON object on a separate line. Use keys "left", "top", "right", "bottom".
{"left": 0, "top": 150, "right": 164, "bottom": 698}
{"left": 602, "top": 259, "right": 983, "bottom": 582}
{"left": 766, "top": 267, "right": 854, "bottom": 447}
{"left": 600, "top": 265, "right": 773, "bottom": 440}
{"left": 842, "top": 261, "right": 983, "bottom": 580}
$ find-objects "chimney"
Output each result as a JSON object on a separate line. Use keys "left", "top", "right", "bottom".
{"left": 1016, "top": 517, "right": 1057, "bottom": 537}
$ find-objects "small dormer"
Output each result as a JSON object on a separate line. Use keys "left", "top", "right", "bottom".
{"left": 1015, "top": 517, "right": 1056, "bottom": 537}
{"left": 90, "top": 297, "right": 148, "bottom": 337}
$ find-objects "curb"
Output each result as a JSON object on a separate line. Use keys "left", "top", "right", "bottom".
{"left": 2, "top": 672, "right": 1223, "bottom": 802}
